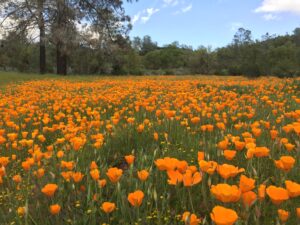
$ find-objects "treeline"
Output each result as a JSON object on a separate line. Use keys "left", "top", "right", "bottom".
{"left": 1, "top": 27, "right": 300, "bottom": 77}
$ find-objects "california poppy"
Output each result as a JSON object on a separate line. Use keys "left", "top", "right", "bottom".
{"left": 183, "top": 170, "right": 202, "bottom": 187}
{"left": 274, "top": 156, "right": 295, "bottom": 172}
{"left": 106, "top": 167, "right": 123, "bottom": 183}
{"left": 199, "top": 160, "right": 218, "bottom": 175}
{"left": 224, "top": 150, "right": 237, "bottom": 161}
{"left": 41, "top": 184, "right": 58, "bottom": 197}
{"left": 125, "top": 155, "right": 135, "bottom": 165}
{"left": 90, "top": 169, "right": 100, "bottom": 181}
{"left": 182, "top": 211, "right": 201, "bottom": 225}
{"left": 101, "top": 202, "right": 116, "bottom": 214}
{"left": 239, "top": 175, "right": 255, "bottom": 193}
{"left": 242, "top": 191, "right": 257, "bottom": 207}
{"left": 266, "top": 186, "right": 289, "bottom": 205}
{"left": 210, "top": 206, "right": 238, "bottom": 225}
{"left": 210, "top": 184, "right": 241, "bottom": 203}
{"left": 50, "top": 204, "right": 61, "bottom": 215}
{"left": 167, "top": 170, "right": 183, "bottom": 185}
{"left": 278, "top": 209, "right": 289, "bottom": 223}
{"left": 137, "top": 170, "right": 149, "bottom": 181}
{"left": 98, "top": 179, "right": 107, "bottom": 188}
{"left": 72, "top": 172, "right": 84, "bottom": 183}
{"left": 128, "top": 190, "right": 144, "bottom": 207}
{"left": 155, "top": 157, "right": 178, "bottom": 171}
{"left": 258, "top": 184, "right": 266, "bottom": 201}
{"left": 217, "top": 164, "right": 244, "bottom": 179}
{"left": 285, "top": 180, "right": 300, "bottom": 198}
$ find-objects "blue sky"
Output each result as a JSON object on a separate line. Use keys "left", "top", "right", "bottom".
{"left": 124, "top": 0, "right": 300, "bottom": 49}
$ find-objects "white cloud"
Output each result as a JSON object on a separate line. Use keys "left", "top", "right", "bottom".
{"left": 140, "top": 8, "right": 160, "bottom": 24}
{"left": 182, "top": 4, "right": 193, "bottom": 13}
{"left": 131, "top": 12, "right": 141, "bottom": 25}
{"left": 131, "top": 8, "right": 160, "bottom": 25}
{"left": 263, "top": 13, "right": 279, "bottom": 20}
{"left": 255, "top": 0, "right": 300, "bottom": 14}
{"left": 173, "top": 3, "right": 193, "bottom": 15}
{"left": 163, "top": 0, "right": 179, "bottom": 7}
{"left": 230, "top": 22, "right": 244, "bottom": 31}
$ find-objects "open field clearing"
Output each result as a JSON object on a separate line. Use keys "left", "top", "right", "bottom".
{"left": 0, "top": 76, "right": 300, "bottom": 225}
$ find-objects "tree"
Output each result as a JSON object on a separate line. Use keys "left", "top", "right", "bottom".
{"left": 1, "top": 0, "right": 137, "bottom": 75}
{"left": 141, "top": 35, "right": 158, "bottom": 55}
{"left": 0, "top": 0, "right": 50, "bottom": 73}
{"left": 233, "top": 28, "right": 253, "bottom": 46}
{"left": 132, "top": 36, "right": 142, "bottom": 52}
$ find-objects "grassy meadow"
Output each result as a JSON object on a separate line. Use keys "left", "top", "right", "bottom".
{"left": 0, "top": 73, "right": 300, "bottom": 225}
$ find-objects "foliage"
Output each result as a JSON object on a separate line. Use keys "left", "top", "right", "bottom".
{"left": 1, "top": 27, "right": 300, "bottom": 76}
{"left": 0, "top": 76, "right": 300, "bottom": 224}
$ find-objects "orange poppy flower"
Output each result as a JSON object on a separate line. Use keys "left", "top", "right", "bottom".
{"left": 284, "top": 143, "right": 295, "bottom": 152}
{"left": 50, "top": 204, "right": 61, "bottom": 215}
{"left": 274, "top": 156, "right": 295, "bottom": 172}
{"left": 98, "top": 179, "right": 107, "bottom": 188}
{"left": 242, "top": 191, "right": 257, "bottom": 207}
{"left": 258, "top": 184, "right": 266, "bottom": 201}
{"left": 296, "top": 208, "right": 300, "bottom": 218}
{"left": 90, "top": 161, "right": 98, "bottom": 170}
{"left": 125, "top": 155, "right": 135, "bottom": 165}
{"left": 17, "top": 206, "right": 26, "bottom": 216}
{"left": 128, "top": 190, "right": 144, "bottom": 207}
{"left": 155, "top": 157, "right": 178, "bottom": 171}
{"left": 224, "top": 150, "right": 237, "bottom": 161}
{"left": 106, "top": 167, "right": 123, "bottom": 183}
{"left": 266, "top": 186, "right": 289, "bottom": 205}
{"left": 278, "top": 209, "right": 289, "bottom": 223}
{"left": 0, "top": 157, "right": 9, "bottom": 167}
{"left": 270, "top": 130, "right": 278, "bottom": 140}
{"left": 35, "top": 168, "right": 45, "bottom": 178}
{"left": 12, "top": 175, "right": 22, "bottom": 183}
{"left": 199, "top": 160, "right": 218, "bottom": 175}
{"left": 210, "top": 184, "right": 241, "bottom": 203}
{"left": 247, "top": 147, "right": 270, "bottom": 159}
{"left": 239, "top": 175, "right": 255, "bottom": 193}
{"left": 61, "top": 171, "right": 73, "bottom": 182}
{"left": 210, "top": 206, "right": 238, "bottom": 225}
{"left": 182, "top": 211, "right": 201, "bottom": 225}
{"left": 72, "top": 172, "right": 84, "bottom": 183}
{"left": 153, "top": 132, "right": 159, "bottom": 141}
{"left": 137, "top": 170, "right": 149, "bottom": 181}
{"left": 176, "top": 160, "right": 188, "bottom": 173}
{"left": 285, "top": 180, "right": 300, "bottom": 198}
{"left": 191, "top": 117, "right": 200, "bottom": 124}
{"left": 56, "top": 151, "right": 64, "bottom": 158}
{"left": 137, "top": 124, "right": 144, "bottom": 133}
{"left": 101, "top": 202, "right": 116, "bottom": 214}
{"left": 188, "top": 165, "right": 198, "bottom": 174}
{"left": 234, "top": 141, "right": 245, "bottom": 151}
{"left": 70, "top": 137, "right": 85, "bottom": 151}
{"left": 217, "top": 164, "right": 244, "bottom": 179}
{"left": 206, "top": 124, "right": 214, "bottom": 132}
{"left": 183, "top": 170, "right": 202, "bottom": 187}
{"left": 41, "top": 184, "right": 58, "bottom": 197}
{"left": 167, "top": 170, "right": 183, "bottom": 185}
{"left": 90, "top": 169, "right": 100, "bottom": 181}
{"left": 252, "top": 128, "right": 262, "bottom": 137}
{"left": 61, "top": 160, "right": 74, "bottom": 170}
{"left": 218, "top": 140, "right": 229, "bottom": 150}
{"left": 197, "top": 151, "right": 204, "bottom": 161}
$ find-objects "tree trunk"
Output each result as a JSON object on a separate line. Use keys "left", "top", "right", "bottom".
{"left": 56, "top": 0, "right": 67, "bottom": 75}
{"left": 38, "top": 0, "right": 46, "bottom": 74}
{"left": 56, "top": 42, "right": 67, "bottom": 75}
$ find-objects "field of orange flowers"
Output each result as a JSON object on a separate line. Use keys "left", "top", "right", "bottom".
{"left": 0, "top": 76, "right": 299, "bottom": 225}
